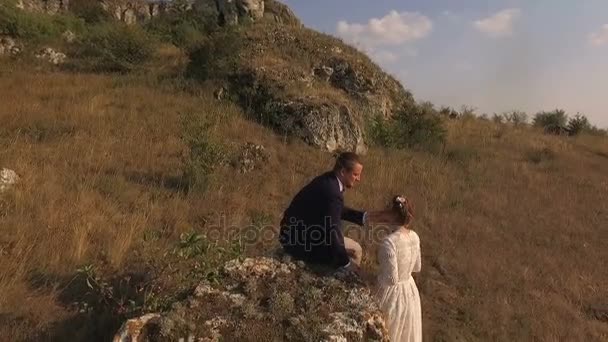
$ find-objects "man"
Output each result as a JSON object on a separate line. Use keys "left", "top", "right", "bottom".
{"left": 279, "top": 152, "right": 367, "bottom": 271}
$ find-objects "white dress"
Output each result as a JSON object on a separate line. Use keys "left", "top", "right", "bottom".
{"left": 375, "top": 230, "right": 422, "bottom": 342}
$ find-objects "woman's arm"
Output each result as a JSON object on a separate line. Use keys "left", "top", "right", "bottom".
{"left": 377, "top": 239, "right": 399, "bottom": 286}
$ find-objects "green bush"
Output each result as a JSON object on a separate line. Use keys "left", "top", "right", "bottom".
{"left": 186, "top": 27, "right": 245, "bottom": 80}
{"left": 72, "top": 24, "right": 155, "bottom": 73}
{"left": 502, "top": 110, "right": 528, "bottom": 126}
{"left": 144, "top": 5, "right": 217, "bottom": 49}
{"left": 533, "top": 109, "right": 568, "bottom": 131}
{"left": 69, "top": 0, "right": 111, "bottom": 24}
{"left": 567, "top": 114, "right": 591, "bottom": 136}
{"left": 180, "top": 113, "right": 226, "bottom": 192}
{"left": 367, "top": 102, "right": 446, "bottom": 151}
{"left": 0, "top": 2, "right": 84, "bottom": 42}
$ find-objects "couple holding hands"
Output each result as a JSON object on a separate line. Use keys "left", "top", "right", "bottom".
{"left": 279, "top": 152, "right": 422, "bottom": 342}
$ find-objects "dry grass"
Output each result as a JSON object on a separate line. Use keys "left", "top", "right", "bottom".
{"left": 0, "top": 58, "right": 607, "bottom": 341}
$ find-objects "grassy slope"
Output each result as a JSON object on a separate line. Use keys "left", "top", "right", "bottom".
{"left": 0, "top": 51, "right": 607, "bottom": 341}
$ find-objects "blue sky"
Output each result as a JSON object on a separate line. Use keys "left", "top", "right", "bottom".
{"left": 282, "top": 0, "right": 608, "bottom": 127}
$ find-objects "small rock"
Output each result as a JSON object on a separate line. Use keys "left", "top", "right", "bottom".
{"left": 313, "top": 65, "right": 334, "bottom": 82}
{"left": 213, "top": 86, "right": 226, "bottom": 100}
{"left": 35, "top": 47, "right": 66, "bottom": 65}
{"left": 62, "top": 30, "right": 76, "bottom": 43}
{"left": 113, "top": 313, "right": 161, "bottom": 342}
{"left": 232, "top": 142, "right": 269, "bottom": 173}
{"left": 0, "top": 37, "right": 21, "bottom": 56}
{"left": 0, "top": 168, "right": 19, "bottom": 192}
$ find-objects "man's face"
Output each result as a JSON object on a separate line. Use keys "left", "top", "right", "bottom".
{"left": 340, "top": 163, "right": 363, "bottom": 189}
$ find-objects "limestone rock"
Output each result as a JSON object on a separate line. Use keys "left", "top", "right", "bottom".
{"left": 14, "top": 0, "right": 69, "bottom": 14}
{"left": 114, "top": 256, "right": 389, "bottom": 341}
{"left": 100, "top": 0, "right": 153, "bottom": 25}
{"left": 0, "top": 37, "right": 22, "bottom": 56}
{"left": 113, "top": 313, "right": 161, "bottom": 342}
{"left": 232, "top": 142, "right": 268, "bottom": 173}
{"left": 62, "top": 30, "right": 76, "bottom": 43}
{"left": 263, "top": 0, "right": 300, "bottom": 26}
{"left": 0, "top": 168, "right": 19, "bottom": 193}
{"left": 263, "top": 97, "right": 367, "bottom": 154}
{"left": 216, "top": 0, "right": 264, "bottom": 25}
{"left": 35, "top": 47, "right": 67, "bottom": 64}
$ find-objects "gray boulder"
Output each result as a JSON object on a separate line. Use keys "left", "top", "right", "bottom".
{"left": 113, "top": 256, "right": 389, "bottom": 341}
{"left": 267, "top": 98, "right": 367, "bottom": 154}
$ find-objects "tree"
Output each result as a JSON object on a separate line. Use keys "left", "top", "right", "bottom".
{"left": 567, "top": 113, "right": 591, "bottom": 136}
{"left": 533, "top": 109, "right": 568, "bottom": 133}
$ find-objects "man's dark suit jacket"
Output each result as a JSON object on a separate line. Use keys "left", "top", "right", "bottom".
{"left": 279, "top": 171, "right": 365, "bottom": 267}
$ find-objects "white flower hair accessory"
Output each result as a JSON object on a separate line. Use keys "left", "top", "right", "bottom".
{"left": 393, "top": 195, "right": 406, "bottom": 208}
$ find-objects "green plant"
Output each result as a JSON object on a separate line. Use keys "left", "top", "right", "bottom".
{"left": 186, "top": 26, "right": 245, "bottom": 80}
{"left": 392, "top": 102, "right": 446, "bottom": 150}
{"left": 502, "top": 110, "right": 528, "bottom": 126}
{"left": 180, "top": 113, "right": 227, "bottom": 192}
{"left": 144, "top": 8, "right": 217, "bottom": 49}
{"left": 367, "top": 102, "right": 446, "bottom": 151}
{"left": 74, "top": 264, "right": 115, "bottom": 312}
{"left": 72, "top": 23, "right": 155, "bottom": 73}
{"left": 0, "top": 2, "right": 85, "bottom": 43}
{"left": 533, "top": 109, "right": 568, "bottom": 132}
{"left": 174, "top": 231, "right": 207, "bottom": 259}
{"left": 69, "top": 0, "right": 111, "bottom": 24}
{"left": 567, "top": 113, "right": 591, "bottom": 136}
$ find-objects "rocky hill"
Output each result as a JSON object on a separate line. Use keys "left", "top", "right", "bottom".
{"left": 188, "top": 13, "right": 413, "bottom": 153}
{"left": 6, "top": 0, "right": 412, "bottom": 153}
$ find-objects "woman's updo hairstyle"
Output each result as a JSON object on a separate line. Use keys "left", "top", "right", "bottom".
{"left": 391, "top": 195, "right": 414, "bottom": 226}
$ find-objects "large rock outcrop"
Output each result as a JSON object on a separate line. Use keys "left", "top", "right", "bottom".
{"left": 190, "top": 22, "right": 413, "bottom": 153}
{"left": 215, "top": 0, "right": 264, "bottom": 25}
{"left": 15, "top": 0, "right": 69, "bottom": 14}
{"left": 114, "top": 257, "right": 389, "bottom": 341}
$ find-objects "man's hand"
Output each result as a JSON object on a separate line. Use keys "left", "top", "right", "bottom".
{"left": 366, "top": 210, "right": 397, "bottom": 225}
{"left": 342, "top": 261, "right": 360, "bottom": 275}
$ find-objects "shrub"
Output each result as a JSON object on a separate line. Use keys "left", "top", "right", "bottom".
{"left": 180, "top": 113, "right": 226, "bottom": 192}
{"left": 0, "top": 2, "right": 84, "bottom": 43}
{"left": 186, "top": 26, "right": 244, "bottom": 80}
{"left": 533, "top": 109, "right": 568, "bottom": 131}
{"left": 144, "top": 8, "right": 217, "bottom": 49}
{"left": 567, "top": 113, "right": 592, "bottom": 136}
{"left": 367, "top": 102, "right": 446, "bottom": 151}
{"left": 439, "top": 106, "right": 459, "bottom": 119}
{"left": 72, "top": 24, "right": 155, "bottom": 72}
{"left": 69, "top": 0, "right": 111, "bottom": 24}
{"left": 587, "top": 126, "right": 607, "bottom": 137}
{"left": 502, "top": 110, "right": 528, "bottom": 126}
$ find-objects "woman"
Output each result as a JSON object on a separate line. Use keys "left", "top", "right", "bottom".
{"left": 375, "top": 195, "right": 422, "bottom": 342}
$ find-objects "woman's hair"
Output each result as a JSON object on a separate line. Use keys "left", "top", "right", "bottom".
{"left": 391, "top": 195, "right": 414, "bottom": 226}
{"left": 333, "top": 152, "right": 362, "bottom": 172}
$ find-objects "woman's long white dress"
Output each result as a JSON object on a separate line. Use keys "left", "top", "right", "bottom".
{"left": 375, "top": 230, "right": 422, "bottom": 342}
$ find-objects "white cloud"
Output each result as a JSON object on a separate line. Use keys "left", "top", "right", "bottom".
{"left": 336, "top": 11, "right": 433, "bottom": 49}
{"left": 473, "top": 8, "right": 521, "bottom": 37}
{"left": 589, "top": 24, "right": 608, "bottom": 47}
